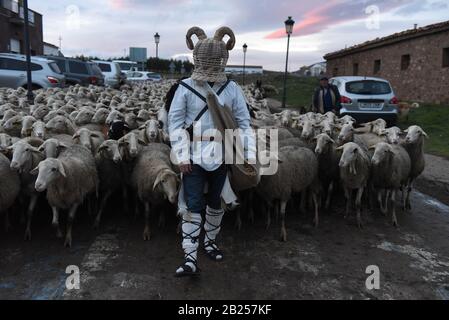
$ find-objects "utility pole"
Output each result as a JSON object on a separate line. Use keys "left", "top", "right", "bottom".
{"left": 58, "top": 35, "right": 63, "bottom": 51}
{"left": 23, "top": 0, "right": 33, "bottom": 103}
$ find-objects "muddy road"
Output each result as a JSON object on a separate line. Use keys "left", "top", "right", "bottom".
{"left": 0, "top": 188, "right": 448, "bottom": 300}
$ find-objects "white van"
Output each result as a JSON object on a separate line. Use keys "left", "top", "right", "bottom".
{"left": 113, "top": 60, "right": 138, "bottom": 73}
{"left": 93, "top": 60, "right": 123, "bottom": 88}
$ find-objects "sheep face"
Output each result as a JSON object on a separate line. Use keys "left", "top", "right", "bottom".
{"left": 301, "top": 119, "right": 317, "bottom": 141}
{"left": 92, "top": 108, "right": 109, "bottom": 124}
{"left": 32, "top": 158, "right": 66, "bottom": 192}
{"left": 9, "top": 142, "right": 40, "bottom": 173}
{"left": 32, "top": 105, "right": 50, "bottom": 120}
{"left": 3, "top": 115, "right": 22, "bottom": 131}
{"left": 382, "top": 127, "right": 402, "bottom": 145}
{"left": 106, "top": 110, "right": 124, "bottom": 126}
{"left": 73, "top": 128, "right": 97, "bottom": 151}
{"left": 371, "top": 142, "right": 393, "bottom": 166}
{"left": 314, "top": 133, "right": 335, "bottom": 155}
{"left": 75, "top": 109, "right": 94, "bottom": 126}
{"left": 404, "top": 125, "right": 428, "bottom": 144}
{"left": 46, "top": 116, "right": 75, "bottom": 135}
{"left": 337, "top": 123, "right": 354, "bottom": 145}
{"left": 119, "top": 132, "right": 145, "bottom": 159}
{"left": 19, "top": 116, "right": 36, "bottom": 137}
{"left": 0, "top": 133, "right": 13, "bottom": 151}
{"left": 153, "top": 169, "right": 179, "bottom": 205}
{"left": 39, "top": 139, "right": 68, "bottom": 159}
{"left": 98, "top": 140, "right": 122, "bottom": 163}
{"left": 32, "top": 121, "right": 46, "bottom": 139}
{"left": 144, "top": 119, "right": 161, "bottom": 142}
{"left": 338, "top": 142, "right": 359, "bottom": 168}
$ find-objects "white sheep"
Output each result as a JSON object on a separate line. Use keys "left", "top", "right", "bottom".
{"left": 31, "top": 144, "right": 98, "bottom": 247}
{"left": 336, "top": 142, "right": 371, "bottom": 228}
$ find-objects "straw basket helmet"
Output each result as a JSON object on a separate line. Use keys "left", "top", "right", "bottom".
{"left": 186, "top": 26, "right": 236, "bottom": 83}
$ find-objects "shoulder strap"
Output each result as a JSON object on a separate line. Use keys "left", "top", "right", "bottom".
{"left": 180, "top": 80, "right": 232, "bottom": 122}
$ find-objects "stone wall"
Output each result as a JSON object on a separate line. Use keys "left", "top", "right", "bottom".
{"left": 326, "top": 31, "right": 449, "bottom": 104}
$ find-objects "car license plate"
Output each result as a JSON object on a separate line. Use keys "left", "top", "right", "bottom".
{"left": 359, "top": 102, "right": 382, "bottom": 109}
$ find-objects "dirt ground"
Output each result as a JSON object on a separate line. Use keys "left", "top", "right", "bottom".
{"left": 0, "top": 180, "right": 448, "bottom": 300}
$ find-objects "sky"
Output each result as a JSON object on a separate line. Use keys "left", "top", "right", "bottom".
{"left": 29, "top": 0, "right": 449, "bottom": 71}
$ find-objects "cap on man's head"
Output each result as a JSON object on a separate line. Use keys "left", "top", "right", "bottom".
{"left": 320, "top": 76, "right": 329, "bottom": 81}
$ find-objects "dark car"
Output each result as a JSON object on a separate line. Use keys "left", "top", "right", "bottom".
{"left": 44, "top": 56, "right": 105, "bottom": 86}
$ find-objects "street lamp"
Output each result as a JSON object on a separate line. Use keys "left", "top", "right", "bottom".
{"left": 242, "top": 43, "right": 248, "bottom": 85}
{"left": 282, "top": 16, "right": 295, "bottom": 108}
{"left": 23, "top": 0, "right": 33, "bottom": 103}
{"left": 154, "top": 32, "right": 160, "bottom": 59}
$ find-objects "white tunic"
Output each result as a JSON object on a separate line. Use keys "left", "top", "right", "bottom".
{"left": 168, "top": 78, "right": 255, "bottom": 172}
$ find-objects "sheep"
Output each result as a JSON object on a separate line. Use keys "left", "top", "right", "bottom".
{"left": 336, "top": 142, "right": 371, "bottom": 228}
{"left": 106, "top": 109, "right": 124, "bottom": 125}
{"left": 92, "top": 108, "right": 110, "bottom": 125}
{"left": 0, "top": 153, "right": 21, "bottom": 232}
{"left": 2, "top": 114, "right": 23, "bottom": 137}
{"left": 31, "top": 120, "right": 46, "bottom": 139}
{"left": 43, "top": 109, "right": 70, "bottom": 122}
{"left": 370, "top": 142, "right": 411, "bottom": 226}
{"left": 72, "top": 128, "right": 105, "bottom": 155}
{"left": 130, "top": 143, "right": 179, "bottom": 240}
{"left": 381, "top": 126, "right": 402, "bottom": 145}
{"left": 9, "top": 140, "right": 46, "bottom": 240}
{"left": 38, "top": 135, "right": 74, "bottom": 158}
{"left": 45, "top": 115, "right": 77, "bottom": 135}
{"left": 93, "top": 140, "right": 123, "bottom": 228}
{"left": 20, "top": 116, "right": 37, "bottom": 137}
{"left": 31, "top": 144, "right": 98, "bottom": 247}
{"left": 138, "top": 119, "right": 168, "bottom": 144}
{"left": 402, "top": 125, "right": 427, "bottom": 210}
{"left": 31, "top": 105, "right": 51, "bottom": 120}
{"left": 0, "top": 133, "right": 19, "bottom": 152}
{"left": 256, "top": 146, "right": 319, "bottom": 241}
{"left": 157, "top": 107, "right": 168, "bottom": 133}
{"left": 314, "top": 133, "right": 340, "bottom": 210}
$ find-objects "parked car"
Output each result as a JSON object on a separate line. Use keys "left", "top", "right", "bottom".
{"left": 93, "top": 60, "right": 124, "bottom": 88}
{"left": 126, "top": 71, "right": 162, "bottom": 83}
{"left": 329, "top": 76, "right": 399, "bottom": 125}
{"left": 0, "top": 53, "right": 65, "bottom": 89}
{"left": 44, "top": 56, "right": 105, "bottom": 86}
{"left": 113, "top": 60, "right": 138, "bottom": 75}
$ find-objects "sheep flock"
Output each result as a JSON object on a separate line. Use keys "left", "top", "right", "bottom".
{"left": 0, "top": 81, "right": 427, "bottom": 247}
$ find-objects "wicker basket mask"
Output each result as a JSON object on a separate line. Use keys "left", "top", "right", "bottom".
{"left": 186, "top": 26, "right": 236, "bottom": 83}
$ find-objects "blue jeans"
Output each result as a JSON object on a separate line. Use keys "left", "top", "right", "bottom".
{"left": 183, "top": 164, "right": 227, "bottom": 213}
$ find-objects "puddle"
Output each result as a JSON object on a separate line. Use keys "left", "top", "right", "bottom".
{"left": 414, "top": 191, "right": 449, "bottom": 214}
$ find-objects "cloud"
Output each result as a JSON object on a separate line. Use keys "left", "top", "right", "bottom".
{"left": 265, "top": 0, "right": 413, "bottom": 39}
{"left": 27, "top": 0, "right": 449, "bottom": 71}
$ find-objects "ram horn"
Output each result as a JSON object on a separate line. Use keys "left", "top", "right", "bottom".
{"left": 186, "top": 27, "right": 207, "bottom": 50}
{"left": 214, "top": 26, "right": 236, "bottom": 50}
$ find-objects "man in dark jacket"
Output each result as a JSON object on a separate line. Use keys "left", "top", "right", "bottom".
{"left": 312, "top": 77, "right": 341, "bottom": 114}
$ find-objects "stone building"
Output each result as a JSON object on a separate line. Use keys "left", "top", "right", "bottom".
{"left": 0, "top": 0, "right": 43, "bottom": 55}
{"left": 324, "top": 20, "right": 449, "bottom": 104}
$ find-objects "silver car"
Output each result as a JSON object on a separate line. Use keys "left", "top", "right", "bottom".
{"left": 0, "top": 53, "right": 66, "bottom": 89}
{"left": 330, "top": 76, "right": 399, "bottom": 125}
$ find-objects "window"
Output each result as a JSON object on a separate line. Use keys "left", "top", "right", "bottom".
{"left": 48, "top": 62, "right": 62, "bottom": 74}
{"left": 346, "top": 80, "right": 392, "bottom": 95}
{"left": 353, "top": 63, "right": 359, "bottom": 76}
{"left": 373, "top": 60, "right": 381, "bottom": 74}
{"left": 443, "top": 48, "right": 449, "bottom": 68}
{"left": 68, "top": 60, "right": 88, "bottom": 74}
{"left": 10, "top": 38, "right": 21, "bottom": 54}
{"left": 98, "top": 63, "right": 112, "bottom": 72}
{"left": 3, "top": 58, "right": 26, "bottom": 71}
{"left": 55, "top": 59, "right": 66, "bottom": 72}
{"left": 401, "top": 54, "right": 411, "bottom": 70}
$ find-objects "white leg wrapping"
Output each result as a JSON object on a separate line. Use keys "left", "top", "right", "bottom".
{"left": 204, "top": 206, "right": 225, "bottom": 260}
{"left": 176, "top": 211, "right": 202, "bottom": 273}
